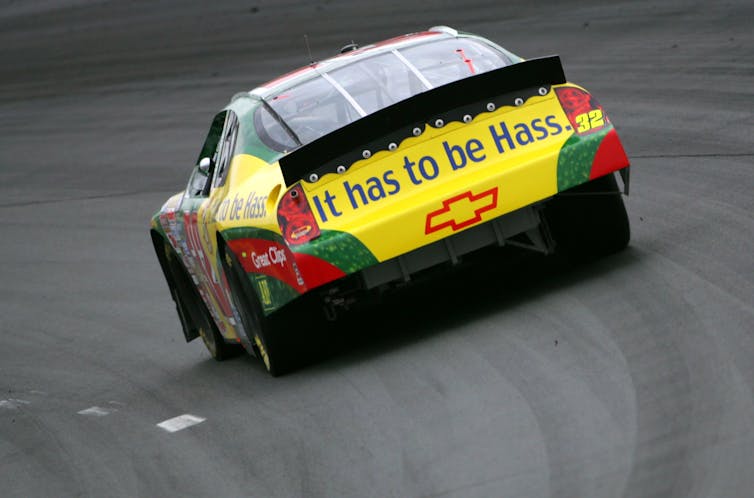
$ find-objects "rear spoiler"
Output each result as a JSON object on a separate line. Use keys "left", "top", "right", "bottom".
{"left": 279, "top": 56, "right": 566, "bottom": 185}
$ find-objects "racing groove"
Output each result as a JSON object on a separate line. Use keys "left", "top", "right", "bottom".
{"left": 1, "top": 1, "right": 753, "bottom": 496}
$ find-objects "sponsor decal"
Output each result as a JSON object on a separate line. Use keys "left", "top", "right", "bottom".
{"left": 215, "top": 191, "right": 268, "bottom": 222}
{"left": 249, "top": 245, "right": 288, "bottom": 270}
{"left": 290, "top": 224, "right": 314, "bottom": 241}
{"left": 425, "top": 187, "right": 499, "bottom": 235}
{"left": 183, "top": 212, "right": 235, "bottom": 317}
{"left": 308, "top": 112, "right": 570, "bottom": 222}
{"left": 159, "top": 209, "right": 181, "bottom": 248}
{"left": 228, "top": 238, "right": 306, "bottom": 292}
{"left": 255, "top": 276, "right": 273, "bottom": 307}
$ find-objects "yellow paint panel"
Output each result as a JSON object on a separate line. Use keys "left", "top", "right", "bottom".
{"left": 192, "top": 154, "right": 285, "bottom": 341}
{"left": 300, "top": 93, "right": 572, "bottom": 261}
{"left": 210, "top": 154, "right": 285, "bottom": 234}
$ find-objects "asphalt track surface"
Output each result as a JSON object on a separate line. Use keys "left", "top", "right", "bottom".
{"left": 1, "top": 1, "right": 753, "bottom": 496}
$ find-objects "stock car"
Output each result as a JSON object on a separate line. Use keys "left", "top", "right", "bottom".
{"left": 150, "top": 26, "right": 631, "bottom": 375}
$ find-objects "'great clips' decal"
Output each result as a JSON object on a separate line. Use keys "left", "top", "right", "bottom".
{"left": 227, "top": 238, "right": 305, "bottom": 293}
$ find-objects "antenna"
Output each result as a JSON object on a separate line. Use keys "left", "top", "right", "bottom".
{"left": 304, "top": 34, "right": 313, "bottom": 65}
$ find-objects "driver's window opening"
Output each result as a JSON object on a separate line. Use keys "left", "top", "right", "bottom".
{"left": 188, "top": 111, "right": 228, "bottom": 197}
{"left": 213, "top": 112, "right": 239, "bottom": 190}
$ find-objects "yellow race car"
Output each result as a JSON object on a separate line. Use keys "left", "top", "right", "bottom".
{"left": 150, "top": 26, "right": 630, "bottom": 375}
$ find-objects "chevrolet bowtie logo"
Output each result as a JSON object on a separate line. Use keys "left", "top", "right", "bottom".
{"left": 425, "top": 187, "right": 499, "bottom": 235}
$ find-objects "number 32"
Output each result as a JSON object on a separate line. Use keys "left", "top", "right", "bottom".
{"left": 575, "top": 109, "right": 605, "bottom": 132}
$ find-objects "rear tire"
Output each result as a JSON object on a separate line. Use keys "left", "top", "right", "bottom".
{"left": 164, "top": 242, "right": 242, "bottom": 361}
{"left": 198, "top": 321, "right": 242, "bottom": 361}
{"left": 543, "top": 173, "right": 630, "bottom": 262}
{"left": 220, "top": 243, "right": 296, "bottom": 376}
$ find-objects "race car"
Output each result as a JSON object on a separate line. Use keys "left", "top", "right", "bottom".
{"left": 150, "top": 26, "right": 630, "bottom": 375}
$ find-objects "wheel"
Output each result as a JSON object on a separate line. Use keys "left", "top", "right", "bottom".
{"left": 164, "top": 242, "right": 242, "bottom": 361}
{"left": 543, "top": 173, "right": 630, "bottom": 262}
{"left": 220, "top": 243, "right": 296, "bottom": 376}
{"left": 198, "top": 321, "right": 242, "bottom": 361}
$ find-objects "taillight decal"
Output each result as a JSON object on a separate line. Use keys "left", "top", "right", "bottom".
{"left": 277, "top": 184, "right": 321, "bottom": 245}
{"left": 555, "top": 87, "right": 608, "bottom": 136}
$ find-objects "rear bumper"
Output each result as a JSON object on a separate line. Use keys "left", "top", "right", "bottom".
{"left": 361, "top": 202, "right": 550, "bottom": 289}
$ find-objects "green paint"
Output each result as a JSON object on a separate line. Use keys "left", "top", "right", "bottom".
{"left": 223, "top": 227, "right": 378, "bottom": 274}
{"left": 292, "top": 230, "right": 378, "bottom": 273}
{"left": 250, "top": 273, "right": 300, "bottom": 315}
{"left": 222, "top": 226, "right": 282, "bottom": 243}
{"left": 227, "top": 96, "right": 285, "bottom": 164}
{"left": 556, "top": 126, "right": 611, "bottom": 192}
{"left": 220, "top": 228, "right": 377, "bottom": 315}
{"left": 150, "top": 213, "right": 167, "bottom": 238}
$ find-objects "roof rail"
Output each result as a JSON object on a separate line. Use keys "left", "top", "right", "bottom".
{"left": 428, "top": 25, "right": 458, "bottom": 36}
{"left": 230, "top": 91, "right": 250, "bottom": 102}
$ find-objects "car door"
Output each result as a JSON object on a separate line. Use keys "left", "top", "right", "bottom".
{"left": 178, "top": 111, "right": 239, "bottom": 336}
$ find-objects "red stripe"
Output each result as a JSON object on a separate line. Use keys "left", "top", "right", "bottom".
{"left": 590, "top": 128, "right": 630, "bottom": 180}
{"left": 293, "top": 252, "right": 346, "bottom": 290}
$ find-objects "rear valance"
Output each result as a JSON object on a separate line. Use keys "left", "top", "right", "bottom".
{"left": 279, "top": 56, "right": 566, "bottom": 185}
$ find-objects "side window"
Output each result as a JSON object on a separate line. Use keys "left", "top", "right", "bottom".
{"left": 187, "top": 165, "right": 209, "bottom": 197}
{"left": 213, "top": 111, "right": 239, "bottom": 189}
{"left": 187, "top": 112, "right": 227, "bottom": 197}
{"left": 254, "top": 105, "right": 299, "bottom": 153}
{"left": 197, "top": 112, "right": 227, "bottom": 166}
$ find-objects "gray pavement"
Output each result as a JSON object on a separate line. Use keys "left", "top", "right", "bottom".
{"left": 1, "top": 1, "right": 753, "bottom": 496}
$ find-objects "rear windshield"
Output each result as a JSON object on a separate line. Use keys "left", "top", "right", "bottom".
{"left": 255, "top": 37, "right": 511, "bottom": 152}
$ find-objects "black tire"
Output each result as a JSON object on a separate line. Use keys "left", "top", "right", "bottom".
{"left": 164, "top": 242, "right": 242, "bottom": 361}
{"left": 543, "top": 173, "right": 630, "bottom": 262}
{"left": 197, "top": 318, "right": 243, "bottom": 361}
{"left": 220, "top": 243, "right": 296, "bottom": 376}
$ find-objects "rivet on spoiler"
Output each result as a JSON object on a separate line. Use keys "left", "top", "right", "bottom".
{"left": 538, "top": 87, "right": 548, "bottom": 96}
{"left": 434, "top": 118, "right": 444, "bottom": 128}
{"left": 412, "top": 127, "right": 422, "bottom": 136}
{"left": 486, "top": 102, "right": 496, "bottom": 112}
{"left": 463, "top": 114, "right": 473, "bottom": 123}
{"left": 336, "top": 165, "right": 346, "bottom": 173}
{"left": 388, "top": 142, "right": 398, "bottom": 151}
{"left": 308, "top": 173, "right": 319, "bottom": 182}
{"left": 514, "top": 97, "right": 524, "bottom": 106}
{"left": 362, "top": 150, "right": 372, "bottom": 159}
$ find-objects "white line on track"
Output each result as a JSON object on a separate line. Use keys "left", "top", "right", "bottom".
{"left": 0, "top": 399, "right": 30, "bottom": 410}
{"left": 156, "top": 414, "right": 206, "bottom": 433}
{"left": 78, "top": 406, "right": 113, "bottom": 416}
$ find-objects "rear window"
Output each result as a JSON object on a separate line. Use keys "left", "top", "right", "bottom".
{"left": 328, "top": 51, "right": 426, "bottom": 115}
{"left": 256, "top": 37, "right": 512, "bottom": 152}
{"left": 400, "top": 37, "right": 510, "bottom": 88}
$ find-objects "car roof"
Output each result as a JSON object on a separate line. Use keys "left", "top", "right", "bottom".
{"left": 250, "top": 29, "right": 454, "bottom": 98}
